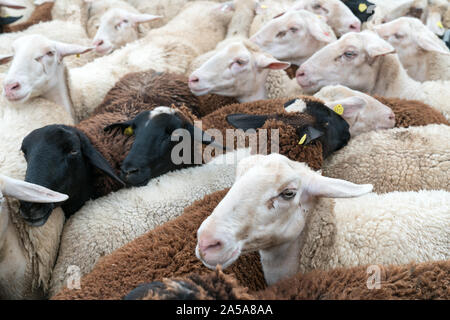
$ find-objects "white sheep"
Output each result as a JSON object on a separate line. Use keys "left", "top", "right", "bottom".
{"left": 249, "top": 9, "right": 336, "bottom": 66}
{"left": 296, "top": 30, "right": 450, "bottom": 119}
{"left": 2, "top": 1, "right": 236, "bottom": 122}
{"left": 0, "top": 19, "right": 96, "bottom": 72}
{"left": 372, "top": 17, "right": 450, "bottom": 81}
{"left": 188, "top": 40, "right": 300, "bottom": 103}
{"left": 0, "top": 174, "right": 68, "bottom": 299}
{"left": 0, "top": 70, "right": 73, "bottom": 299}
{"left": 86, "top": 0, "right": 161, "bottom": 55}
{"left": 196, "top": 153, "right": 450, "bottom": 285}
{"left": 49, "top": 148, "right": 252, "bottom": 297}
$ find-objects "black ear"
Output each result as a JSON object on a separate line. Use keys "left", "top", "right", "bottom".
{"left": 226, "top": 114, "right": 269, "bottom": 131}
{"left": 104, "top": 120, "right": 133, "bottom": 134}
{"left": 297, "top": 126, "right": 324, "bottom": 145}
{"left": 0, "top": 16, "right": 23, "bottom": 26}
{"left": 184, "top": 122, "right": 227, "bottom": 150}
{"left": 283, "top": 99, "right": 298, "bottom": 109}
{"left": 77, "top": 131, "right": 125, "bottom": 186}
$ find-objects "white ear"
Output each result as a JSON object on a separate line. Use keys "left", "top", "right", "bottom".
{"left": 302, "top": 171, "right": 373, "bottom": 199}
{"left": 0, "top": 0, "right": 26, "bottom": 9}
{"left": 0, "top": 174, "right": 68, "bottom": 203}
{"left": 326, "top": 96, "right": 367, "bottom": 119}
{"left": 53, "top": 41, "right": 94, "bottom": 60}
{"left": 0, "top": 54, "right": 13, "bottom": 65}
{"left": 366, "top": 36, "right": 396, "bottom": 58}
{"left": 308, "top": 18, "right": 336, "bottom": 43}
{"left": 128, "top": 13, "right": 162, "bottom": 25}
{"left": 426, "top": 11, "right": 445, "bottom": 36}
{"left": 255, "top": 52, "right": 291, "bottom": 70}
{"left": 416, "top": 33, "right": 449, "bottom": 54}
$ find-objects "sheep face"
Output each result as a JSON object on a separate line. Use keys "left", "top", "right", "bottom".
{"left": 196, "top": 153, "right": 372, "bottom": 270}
{"left": 2, "top": 35, "right": 92, "bottom": 103}
{"left": 104, "top": 107, "right": 218, "bottom": 187}
{"left": 372, "top": 17, "right": 449, "bottom": 80}
{"left": 315, "top": 85, "right": 395, "bottom": 137}
{"left": 290, "top": 0, "right": 361, "bottom": 36}
{"left": 92, "top": 8, "right": 161, "bottom": 55}
{"left": 296, "top": 31, "right": 395, "bottom": 94}
{"left": 250, "top": 10, "right": 336, "bottom": 65}
{"left": 19, "top": 125, "right": 122, "bottom": 225}
{"left": 188, "top": 41, "right": 290, "bottom": 102}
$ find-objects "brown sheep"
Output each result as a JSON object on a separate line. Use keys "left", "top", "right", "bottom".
{"left": 124, "top": 260, "right": 450, "bottom": 300}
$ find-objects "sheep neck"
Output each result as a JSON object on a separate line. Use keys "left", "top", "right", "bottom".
{"left": 42, "top": 65, "right": 75, "bottom": 121}
{"left": 371, "top": 54, "right": 421, "bottom": 98}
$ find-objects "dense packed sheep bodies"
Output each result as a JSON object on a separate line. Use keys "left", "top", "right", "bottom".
{"left": 0, "top": 0, "right": 448, "bottom": 301}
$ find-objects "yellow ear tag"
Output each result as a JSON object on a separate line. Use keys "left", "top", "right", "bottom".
{"left": 333, "top": 104, "right": 344, "bottom": 115}
{"left": 76, "top": 54, "right": 80, "bottom": 58}
{"left": 124, "top": 126, "right": 133, "bottom": 136}
{"left": 298, "top": 134, "right": 307, "bottom": 145}
{"left": 358, "top": 3, "right": 368, "bottom": 12}
{"left": 437, "top": 21, "right": 444, "bottom": 29}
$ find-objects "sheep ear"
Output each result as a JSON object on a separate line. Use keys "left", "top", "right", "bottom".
{"left": 226, "top": 114, "right": 269, "bottom": 131}
{"left": 365, "top": 36, "right": 396, "bottom": 58}
{"left": 0, "top": 54, "right": 13, "bottom": 65}
{"left": 183, "top": 122, "right": 226, "bottom": 150}
{"left": 0, "top": 174, "right": 68, "bottom": 203}
{"left": 0, "top": 15, "right": 22, "bottom": 25}
{"left": 325, "top": 96, "right": 367, "bottom": 119}
{"left": 296, "top": 126, "right": 323, "bottom": 145}
{"left": 53, "top": 41, "right": 94, "bottom": 60}
{"left": 426, "top": 12, "right": 445, "bottom": 36}
{"left": 416, "top": 33, "right": 449, "bottom": 54}
{"left": 0, "top": 1, "right": 26, "bottom": 9}
{"left": 129, "top": 13, "right": 162, "bottom": 25}
{"left": 255, "top": 53, "right": 291, "bottom": 70}
{"left": 308, "top": 17, "right": 335, "bottom": 43}
{"left": 77, "top": 132, "right": 125, "bottom": 187}
{"left": 104, "top": 120, "right": 134, "bottom": 134}
{"left": 301, "top": 171, "right": 373, "bottom": 199}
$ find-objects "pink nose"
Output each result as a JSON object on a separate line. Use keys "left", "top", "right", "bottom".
{"left": 188, "top": 75, "right": 199, "bottom": 84}
{"left": 94, "top": 39, "right": 104, "bottom": 47}
{"left": 198, "top": 235, "right": 223, "bottom": 257}
{"left": 5, "top": 82, "right": 20, "bottom": 95}
{"left": 350, "top": 21, "right": 361, "bottom": 32}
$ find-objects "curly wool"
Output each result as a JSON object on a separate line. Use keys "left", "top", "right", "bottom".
{"left": 373, "top": 95, "right": 449, "bottom": 127}
{"left": 128, "top": 260, "right": 450, "bottom": 300}
{"left": 51, "top": 189, "right": 266, "bottom": 300}
{"left": 323, "top": 124, "right": 450, "bottom": 193}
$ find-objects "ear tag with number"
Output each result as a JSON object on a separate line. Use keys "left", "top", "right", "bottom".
{"left": 333, "top": 104, "right": 344, "bottom": 115}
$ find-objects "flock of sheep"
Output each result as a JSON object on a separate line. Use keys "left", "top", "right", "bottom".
{"left": 0, "top": 0, "right": 448, "bottom": 300}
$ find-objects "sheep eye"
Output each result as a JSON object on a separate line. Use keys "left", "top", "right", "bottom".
{"left": 123, "top": 19, "right": 128, "bottom": 23}
{"left": 280, "top": 189, "right": 296, "bottom": 200}
{"left": 46, "top": 51, "right": 54, "bottom": 57}
{"left": 276, "top": 30, "right": 287, "bottom": 38}
{"left": 394, "top": 33, "right": 404, "bottom": 39}
{"left": 313, "top": 4, "right": 321, "bottom": 10}
{"left": 234, "top": 59, "right": 247, "bottom": 67}
{"left": 342, "top": 51, "right": 357, "bottom": 60}
{"left": 290, "top": 27, "right": 299, "bottom": 33}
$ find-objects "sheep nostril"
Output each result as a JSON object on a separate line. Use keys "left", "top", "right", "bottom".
{"left": 122, "top": 167, "right": 139, "bottom": 176}
{"left": 389, "top": 113, "right": 395, "bottom": 121}
{"left": 94, "top": 40, "right": 104, "bottom": 47}
{"left": 350, "top": 23, "right": 361, "bottom": 32}
{"left": 188, "top": 75, "right": 199, "bottom": 84}
{"left": 199, "top": 239, "right": 223, "bottom": 255}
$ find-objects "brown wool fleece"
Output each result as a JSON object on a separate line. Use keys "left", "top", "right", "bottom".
{"left": 3, "top": 2, "right": 54, "bottom": 33}
{"left": 136, "top": 268, "right": 253, "bottom": 300}
{"left": 93, "top": 70, "right": 237, "bottom": 118}
{"left": 133, "top": 260, "right": 450, "bottom": 300}
{"left": 256, "top": 260, "right": 450, "bottom": 300}
{"left": 201, "top": 97, "right": 323, "bottom": 170}
{"left": 373, "top": 95, "right": 450, "bottom": 127}
{"left": 51, "top": 190, "right": 266, "bottom": 300}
